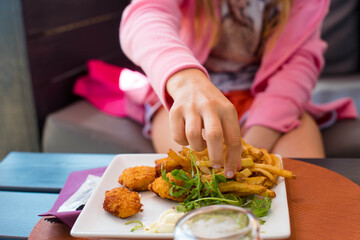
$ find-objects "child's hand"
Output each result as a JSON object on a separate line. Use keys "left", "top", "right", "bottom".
{"left": 166, "top": 68, "right": 242, "bottom": 178}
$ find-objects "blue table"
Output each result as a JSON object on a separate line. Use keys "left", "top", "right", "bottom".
{"left": 0, "top": 152, "right": 358, "bottom": 239}
{"left": 0, "top": 191, "right": 58, "bottom": 239}
{"left": 0, "top": 152, "right": 116, "bottom": 239}
{"left": 0, "top": 152, "right": 115, "bottom": 192}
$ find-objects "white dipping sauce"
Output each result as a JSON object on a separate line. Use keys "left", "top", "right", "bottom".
{"left": 145, "top": 209, "right": 185, "bottom": 233}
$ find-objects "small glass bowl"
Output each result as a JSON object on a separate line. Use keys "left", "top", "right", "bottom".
{"left": 174, "top": 205, "right": 260, "bottom": 240}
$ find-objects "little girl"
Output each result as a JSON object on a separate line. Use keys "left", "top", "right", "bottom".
{"left": 120, "top": 0, "right": 357, "bottom": 178}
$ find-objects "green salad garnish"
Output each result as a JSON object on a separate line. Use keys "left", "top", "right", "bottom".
{"left": 161, "top": 150, "right": 272, "bottom": 224}
{"left": 125, "top": 220, "right": 143, "bottom": 232}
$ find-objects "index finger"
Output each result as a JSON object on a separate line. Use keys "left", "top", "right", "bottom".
{"left": 221, "top": 107, "right": 242, "bottom": 177}
{"left": 202, "top": 113, "right": 224, "bottom": 171}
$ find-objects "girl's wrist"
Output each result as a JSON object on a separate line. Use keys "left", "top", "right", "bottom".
{"left": 166, "top": 68, "right": 209, "bottom": 100}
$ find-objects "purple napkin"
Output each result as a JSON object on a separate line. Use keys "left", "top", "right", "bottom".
{"left": 39, "top": 167, "right": 106, "bottom": 227}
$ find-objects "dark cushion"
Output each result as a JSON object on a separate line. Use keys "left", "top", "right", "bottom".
{"left": 321, "top": 0, "right": 359, "bottom": 75}
{"left": 322, "top": 119, "right": 360, "bottom": 157}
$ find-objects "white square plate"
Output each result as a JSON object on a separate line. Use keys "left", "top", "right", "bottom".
{"left": 71, "top": 154, "right": 290, "bottom": 239}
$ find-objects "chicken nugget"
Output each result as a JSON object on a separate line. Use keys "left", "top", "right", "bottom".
{"left": 119, "top": 166, "right": 156, "bottom": 191}
{"left": 103, "top": 187, "right": 142, "bottom": 218}
{"left": 148, "top": 172, "right": 187, "bottom": 202}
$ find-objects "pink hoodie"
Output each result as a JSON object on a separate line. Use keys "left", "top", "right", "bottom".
{"left": 118, "top": 0, "right": 357, "bottom": 132}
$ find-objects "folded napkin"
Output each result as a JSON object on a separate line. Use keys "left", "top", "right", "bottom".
{"left": 39, "top": 167, "right": 106, "bottom": 227}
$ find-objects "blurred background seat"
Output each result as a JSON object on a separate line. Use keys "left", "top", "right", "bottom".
{"left": 42, "top": 0, "right": 360, "bottom": 157}
{"left": 43, "top": 100, "right": 155, "bottom": 153}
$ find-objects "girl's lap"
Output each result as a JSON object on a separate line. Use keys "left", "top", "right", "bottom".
{"left": 271, "top": 112, "right": 325, "bottom": 158}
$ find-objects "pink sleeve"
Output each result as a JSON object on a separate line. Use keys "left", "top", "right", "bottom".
{"left": 245, "top": 28, "right": 327, "bottom": 132}
{"left": 120, "top": 0, "right": 208, "bottom": 110}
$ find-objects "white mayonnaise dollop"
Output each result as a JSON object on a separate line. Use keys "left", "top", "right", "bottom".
{"left": 145, "top": 209, "right": 185, "bottom": 233}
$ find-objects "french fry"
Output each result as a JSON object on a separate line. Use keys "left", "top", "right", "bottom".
{"left": 218, "top": 181, "right": 266, "bottom": 195}
{"left": 201, "top": 171, "right": 231, "bottom": 182}
{"left": 271, "top": 154, "right": 282, "bottom": 169}
{"left": 197, "top": 158, "right": 254, "bottom": 169}
{"left": 241, "top": 140, "right": 264, "bottom": 161}
{"left": 261, "top": 149, "right": 273, "bottom": 165}
{"left": 199, "top": 166, "right": 212, "bottom": 175}
{"left": 152, "top": 139, "right": 296, "bottom": 200}
{"left": 195, "top": 147, "right": 208, "bottom": 158}
{"left": 201, "top": 171, "right": 244, "bottom": 182}
{"left": 258, "top": 189, "right": 276, "bottom": 198}
{"left": 270, "top": 154, "right": 282, "bottom": 181}
{"left": 202, "top": 171, "right": 246, "bottom": 182}
{"left": 250, "top": 167, "right": 276, "bottom": 183}
{"left": 239, "top": 168, "right": 252, "bottom": 178}
{"left": 240, "top": 158, "right": 255, "bottom": 168}
{"left": 168, "top": 149, "right": 183, "bottom": 162}
{"left": 154, "top": 157, "right": 181, "bottom": 176}
{"left": 241, "top": 146, "right": 249, "bottom": 157}
{"left": 202, "top": 155, "right": 209, "bottom": 161}
{"left": 196, "top": 160, "right": 212, "bottom": 168}
{"left": 235, "top": 172, "right": 246, "bottom": 182}
{"left": 201, "top": 174, "right": 214, "bottom": 182}
{"left": 190, "top": 153, "right": 209, "bottom": 174}
{"left": 181, "top": 146, "right": 190, "bottom": 156}
{"left": 168, "top": 149, "right": 191, "bottom": 171}
{"left": 253, "top": 163, "right": 296, "bottom": 179}
{"left": 244, "top": 176, "right": 267, "bottom": 185}
{"left": 248, "top": 146, "right": 264, "bottom": 161}
{"left": 263, "top": 179, "right": 275, "bottom": 188}
{"left": 181, "top": 147, "right": 210, "bottom": 171}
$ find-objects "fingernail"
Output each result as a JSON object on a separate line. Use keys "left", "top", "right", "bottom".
{"left": 213, "top": 164, "right": 221, "bottom": 169}
{"left": 226, "top": 171, "right": 234, "bottom": 178}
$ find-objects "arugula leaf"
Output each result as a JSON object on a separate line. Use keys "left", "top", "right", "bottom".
{"left": 248, "top": 196, "right": 272, "bottom": 218}
{"left": 162, "top": 151, "right": 272, "bottom": 223}
{"left": 161, "top": 164, "right": 170, "bottom": 183}
{"left": 171, "top": 169, "right": 191, "bottom": 182}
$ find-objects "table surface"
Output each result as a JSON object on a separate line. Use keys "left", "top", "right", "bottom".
{"left": 0, "top": 152, "right": 115, "bottom": 193}
{"left": 0, "top": 152, "right": 359, "bottom": 239}
{"left": 295, "top": 158, "right": 360, "bottom": 185}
